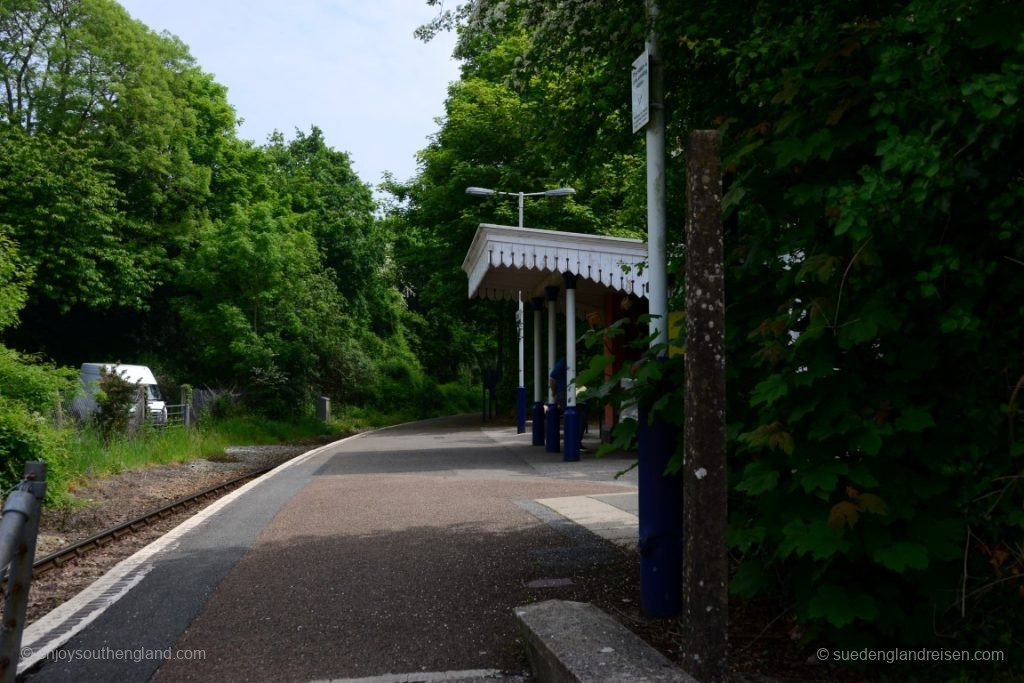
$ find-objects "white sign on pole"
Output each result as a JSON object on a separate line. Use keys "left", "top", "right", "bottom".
{"left": 631, "top": 49, "right": 650, "bottom": 134}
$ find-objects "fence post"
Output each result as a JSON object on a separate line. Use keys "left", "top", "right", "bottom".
{"left": 52, "top": 393, "right": 64, "bottom": 429}
{"left": 0, "top": 461, "right": 46, "bottom": 682}
{"left": 316, "top": 396, "right": 331, "bottom": 423}
{"left": 181, "top": 385, "right": 194, "bottom": 428}
{"left": 129, "top": 384, "right": 146, "bottom": 434}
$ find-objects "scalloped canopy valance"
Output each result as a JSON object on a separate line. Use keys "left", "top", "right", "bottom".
{"left": 461, "top": 224, "right": 649, "bottom": 314}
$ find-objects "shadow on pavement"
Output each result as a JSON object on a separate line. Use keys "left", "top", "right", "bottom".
{"left": 153, "top": 521, "right": 637, "bottom": 682}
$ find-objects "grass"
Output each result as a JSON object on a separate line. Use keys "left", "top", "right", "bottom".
{"left": 58, "top": 415, "right": 340, "bottom": 496}
{"left": 50, "top": 383, "right": 480, "bottom": 504}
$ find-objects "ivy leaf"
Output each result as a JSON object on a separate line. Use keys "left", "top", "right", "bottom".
{"left": 847, "top": 464, "right": 879, "bottom": 488}
{"left": 856, "top": 493, "right": 888, "bottom": 515}
{"left": 730, "top": 560, "right": 769, "bottom": 598}
{"left": 727, "top": 525, "right": 766, "bottom": 552}
{"left": 750, "top": 374, "right": 788, "bottom": 407}
{"left": 796, "top": 253, "right": 839, "bottom": 284}
{"left": 798, "top": 461, "right": 849, "bottom": 495}
{"left": 739, "top": 421, "right": 793, "bottom": 454}
{"left": 873, "top": 542, "right": 930, "bottom": 572}
{"left": 807, "top": 585, "right": 879, "bottom": 628}
{"left": 894, "top": 406, "right": 936, "bottom": 432}
{"left": 779, "top": 519, "right": 849, "bottom": 560}
{"left": 736, "top": 460, "right": 779, "bottom": 495}
{"left": 837, "top": 317, "right": 878, "bottom": 349}
{"left": 829, "top": 501, "right": 860, "bottom": 531}
{"left": 851, "top": 425, "right": 883, "bottom": 455}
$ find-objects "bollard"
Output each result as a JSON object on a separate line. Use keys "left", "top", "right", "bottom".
{"left": 545, "top": 403, "right": 560, "bottom": 453}
{"left": 563, "top": 405, "right": 580, "bottom": 461}
{"left": 0, "top": 461, "right": 46, "bottom": 683}
{"left": 316, "top": 396, "right": 331, "bottom": 423}
{"left": 531, "top": 401, "right": 545, "bottom": 446}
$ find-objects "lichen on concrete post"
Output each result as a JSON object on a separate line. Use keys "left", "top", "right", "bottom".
{"left": 683, "top": 129, "right": 728, "bottom": 682}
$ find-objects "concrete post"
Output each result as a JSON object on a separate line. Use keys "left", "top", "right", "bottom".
{"left": 531, "top": 297, "right": 546, "bottom": 446}
{"left": 683, "top": 130, "right": 727, "bottom": 682}
{"left": 316, "top": 396, "right": 331, "bottom": 423}
{"left": 545, "top": 285, "right": 560, "bottom": 453}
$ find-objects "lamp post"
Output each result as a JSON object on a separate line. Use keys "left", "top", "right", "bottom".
{"left": 466, "top": 185, "right": 576, "bottom": 434}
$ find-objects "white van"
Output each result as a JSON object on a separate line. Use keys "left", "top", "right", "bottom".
{"left": 76, "top": 363, "right": 167, "bottom": 425}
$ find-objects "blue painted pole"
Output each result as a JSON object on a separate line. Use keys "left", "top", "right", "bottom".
{"left": 532, "top": 400, "right": 545, "bottom": 445}
{"left": 516, "top": 386, "right": 527, "bottom": 434}
{"left": 638, "top": 391, "right": 682, "bottom": 617}
{"left": 563, "top": 407, "right": 579, "bottom": 461}
{"left": 516, "top": 294, "right": 526, "bottom": 433}
{"left": 637, "top": 0, "right": 681, "bottom": 619}
{"left": 531, "top": 297, "right": 545, "bottom": 445}
{"left": 545, "top": 285, "right": 560, "bottom": 453}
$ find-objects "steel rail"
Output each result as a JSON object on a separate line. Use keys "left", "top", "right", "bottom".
{"left": 28, "top": 465, "right": 276, "bottom": 577}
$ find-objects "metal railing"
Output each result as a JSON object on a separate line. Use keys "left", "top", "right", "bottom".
{"left": 0, "top": 462, "right": 46, "bottom": 683}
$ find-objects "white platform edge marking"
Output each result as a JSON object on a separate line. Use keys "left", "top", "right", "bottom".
{"left": 18, "top": 430, "right": 371, "bottom": 674}
{"left": 534, "top": 495, "right": 638, "bottom": 547}
{"left": 312, "top": 670, "right": 505, "bottom": 683}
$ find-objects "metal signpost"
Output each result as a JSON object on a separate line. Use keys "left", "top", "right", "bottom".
{"left": 634, "top": 0, "right": 683, "bottom": 620}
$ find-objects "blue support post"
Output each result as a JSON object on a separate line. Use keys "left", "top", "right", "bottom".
{"left": 563, "top": 407, "right": 580, "bottom": 461}
{"left": 544, "top": 285, "right": 560, "bottom": 453}
{"left": 532, "top": 400, "right": 545, "bottom": 445}
{"left": 516, "top": 296, "right": 526, "bottom": 434}
{"left": 531, "top": 297, "right": 546, "bottom": 445}
{"left": 516, "top": 386, "right": 527, "bottom": 434}
{"left": 545, "top": 403, "right": 560, "bottom": 453}
{"left": 637, "top": 381, "right": 682, "bottom": 617}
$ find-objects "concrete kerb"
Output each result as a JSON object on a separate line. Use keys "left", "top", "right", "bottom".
{"left": 514, "top": 600, "right": 696, "bottom": 683}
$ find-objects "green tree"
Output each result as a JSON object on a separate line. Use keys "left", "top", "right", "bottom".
{"left": 416, "top": 0, "right": 1024, "bottom": 669}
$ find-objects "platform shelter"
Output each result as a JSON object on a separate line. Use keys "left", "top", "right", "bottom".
{"left": 461, "top": 224, "right": 649, "bottom": 460}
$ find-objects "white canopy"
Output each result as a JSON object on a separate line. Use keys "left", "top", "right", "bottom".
{"left": 461, "top": 224, "right": 649, "bottom": 314}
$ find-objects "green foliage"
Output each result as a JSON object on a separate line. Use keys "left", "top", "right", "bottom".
{"left": 0, "top": 395, "right": 66, "bottom": 500}
{"left": 0, "top": 346, "right": 74, "bottom": 500}
{"left": 0, "top": 232, "right": 30, "bottom": 329}
{"left": 422, "top": 0, "right": 1024, "bottom": 671}
{"left": 0, "top": 346, "right": 77, "bottom": 412}
{"left": 93, "top": 368, "right": 139, "bottom": 442}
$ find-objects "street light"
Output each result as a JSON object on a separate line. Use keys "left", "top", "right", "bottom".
{"left": 465, "top": 186, "right": 576, "bottom": 228}
{"left": 466, "top": 185, "right": 576, "bottom": 434}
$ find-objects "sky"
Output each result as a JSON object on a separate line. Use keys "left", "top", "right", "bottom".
{"left": 117, "top": 1, "right": 462, "bottom": 190}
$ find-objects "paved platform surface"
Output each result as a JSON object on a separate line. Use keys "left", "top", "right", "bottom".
{"left": 22, "top": 416, "right": 640, "bottom": 682}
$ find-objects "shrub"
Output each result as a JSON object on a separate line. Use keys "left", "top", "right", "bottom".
{"left": 94, "top": 367, "right": 140, "bottom": 442}
{"left": 0, "top": 396, "right": 67, "bottom": 502}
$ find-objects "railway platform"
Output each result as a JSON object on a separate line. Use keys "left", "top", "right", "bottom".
{"left": 19, "top": 415, "right": 640, "bottom": 682}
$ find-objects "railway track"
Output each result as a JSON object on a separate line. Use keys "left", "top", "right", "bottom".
{"left": 29, "top": 465, "right": 276, "bottom": 577}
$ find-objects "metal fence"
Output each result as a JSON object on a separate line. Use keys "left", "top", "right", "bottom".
{"left": 54, "top": 386, "right": 240, "bottom": 433}
{"left": 0, "top": 462, "right": 46, "bottom": 682}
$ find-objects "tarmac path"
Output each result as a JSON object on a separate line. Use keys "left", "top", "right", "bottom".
{"left": 23, "top": 415, "right": 639, "bottom": 682}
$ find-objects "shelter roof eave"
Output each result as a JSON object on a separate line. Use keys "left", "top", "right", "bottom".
{"left": 460, "top": 224, "right": 649, "bottom": 314}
